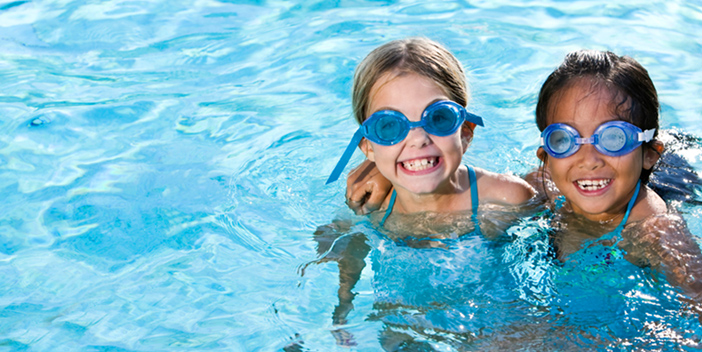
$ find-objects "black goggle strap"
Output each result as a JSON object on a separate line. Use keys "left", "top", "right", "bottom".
{"left": 326, "top": 128, "right": 365, "bottom": 184}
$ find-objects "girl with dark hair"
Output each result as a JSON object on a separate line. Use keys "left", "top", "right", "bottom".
{"left": 529, "top": 49, "right": 702, "bottom": 304}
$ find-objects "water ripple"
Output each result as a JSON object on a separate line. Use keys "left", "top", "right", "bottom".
{"left": 1, "top": 0, "right": 702, "bottom": 350}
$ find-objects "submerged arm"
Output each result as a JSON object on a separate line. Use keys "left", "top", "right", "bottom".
{"left": 629, "top": 214, "right": 702, "bottom": 302}
{"left": 312, "top": 221, "right": 371, "bottom": 325}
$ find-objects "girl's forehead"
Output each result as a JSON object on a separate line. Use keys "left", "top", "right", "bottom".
{"left": 547, "top": 79, "right": 629, "bottom": 127}
{"left": 367, "top": 71, "right": 446, "bottom": 111}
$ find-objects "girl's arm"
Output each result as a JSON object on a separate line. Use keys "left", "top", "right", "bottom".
{"left": 310, "top": 221, "right": 370, "bottom": 326}
{"left": 523, "top": 166, "right": 560, "bottom": 202}
{"left": 628, "top": 214, "right": 702, "bottom": 302}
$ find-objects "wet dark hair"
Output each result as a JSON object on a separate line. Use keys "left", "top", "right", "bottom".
{"left": 536, "top": 50, "right": 660, "bottom": 184}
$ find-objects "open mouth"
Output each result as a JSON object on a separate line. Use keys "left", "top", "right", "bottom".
{"left": 401, "top": 157, "right": 439, "bottom": 172}
{"left": 575, "top": 179, "right": 611, "bottom": 192}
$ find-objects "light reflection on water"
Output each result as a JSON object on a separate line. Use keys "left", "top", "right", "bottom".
{"left": 0, "top": 1, "right": 701, "bottom": 351}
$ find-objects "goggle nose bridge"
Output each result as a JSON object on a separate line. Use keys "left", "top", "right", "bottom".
{"left": 407, "top": 120, "right": 425, "bottom": 129}
{"left": 575, "top": 135, "right": 597, "bottom": 145}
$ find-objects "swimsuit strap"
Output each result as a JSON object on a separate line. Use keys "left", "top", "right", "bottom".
{"left": 579, "top": 180, "right": 641, "bottom": 267}
{"left": 612, "top": 179, "right": 641, "bottom": 235}
{"left": 379, "top": 189, "right": 396, "bottom": 227}
{"left": 467, "top": 165, "right": 481, "bottom": 234}
{"left": 467, "top": 165, "right": 479, "bottom": 217}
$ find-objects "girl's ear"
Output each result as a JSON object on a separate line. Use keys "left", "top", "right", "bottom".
{"left": 359, "top": 138, "right": 376, "bottom": 162}
{"left": 537, "top": 147, "right": 548, "bottom": 165}
{"left": 643, "top": 140, "right": 664, "bottom": 170}
{"left": 460, "top": 122, "right": 475, "bottom": 153}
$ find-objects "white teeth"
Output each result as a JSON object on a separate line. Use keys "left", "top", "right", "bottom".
{"left": 576, "top": 179, "right": 611, "bottom": 191}
{"left": 402, "top": 157, "right": 437, "bottom": 171}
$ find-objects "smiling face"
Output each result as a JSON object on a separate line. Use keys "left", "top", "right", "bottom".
{"left": 541, "top": 79, "right": 659, "bottom": 222}
{"left": 360, "top": 71, "right": 471, "bottom": 196}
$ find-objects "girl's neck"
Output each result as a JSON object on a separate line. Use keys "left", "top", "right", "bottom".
{"left": 559, "top": 182, "right": 643, "bottom": 225}
{"left": 560, "top": 201, "right": 627, "bottom": 225}
{"left": 556, "top": 205, "right": 624, "bottom": 231}
{"left": 392, "top": 168, "right": 472, "bottom": 213}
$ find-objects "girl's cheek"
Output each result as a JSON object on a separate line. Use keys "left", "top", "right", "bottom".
{"left": 544, "top": 160, "right": 564, "bottom": 184}
{"left": 543, "top": 159, "right": 553, "bottom": 173}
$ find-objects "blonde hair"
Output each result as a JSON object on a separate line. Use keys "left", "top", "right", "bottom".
{"left": 351, "top": 37, "right": 470, "bottom": 125}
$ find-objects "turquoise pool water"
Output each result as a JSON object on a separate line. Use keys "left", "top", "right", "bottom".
{"left": 1, "top": 1, "right": 702, "bottom": 351}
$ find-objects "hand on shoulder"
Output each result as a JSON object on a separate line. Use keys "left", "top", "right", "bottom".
{"left": 345, "top": 160, "right": 393, "bottom": 215}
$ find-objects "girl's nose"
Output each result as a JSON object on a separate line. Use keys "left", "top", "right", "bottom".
{"left": 576, "top": 143, "right": 605, "bottom": 170}
{"left": 405, "top": 126, "right": 432, "bottom": 148}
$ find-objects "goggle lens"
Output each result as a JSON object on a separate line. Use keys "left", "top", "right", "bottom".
{"left": 425, "top": 104, "right": 459, "bottom": 135}
{"left": 599, "top": 126, "right": 627, "bottom": 152}
{"left": 374, "top": 113, "right": 406, "bottom": 145}
{"left": 548, "top": 129, "right": 573, "bottom": 154}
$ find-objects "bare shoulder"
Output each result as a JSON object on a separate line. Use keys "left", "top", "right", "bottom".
{"left": 629, "top": 185, "right": 668, "bottom": 223}
{"left": 473, "top": 167, "right": 536, "bottom": 205}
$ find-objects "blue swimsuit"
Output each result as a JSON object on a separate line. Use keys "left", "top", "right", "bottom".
{"left": 378, "top": 165, "right": 481, "bottom": 232}
{"left": 367, "top": 165, "right": 529, "bottom": 339}
{"left": 548, "top": 180, "right": 644, "bottom": 327}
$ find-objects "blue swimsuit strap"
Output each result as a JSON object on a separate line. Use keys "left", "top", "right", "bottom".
{"left": 612, "top": 179, "right": 641, "bottom": 235}
{"left": 468, "top": 165, "right": 481, "bottom": 235}
{"left": 468, "top": 165, "right": 479, "bottom": 217}
{"left": 379, "top": 165, "right": 480, "bottom": 228}
{"left": 379, "top": 189, "right": 396, "bottom": 227}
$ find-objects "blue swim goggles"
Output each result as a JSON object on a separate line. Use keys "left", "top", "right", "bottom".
{"left": 326, "top": 100, "right": 484, "bottom": 184}
{"left": 540, "top": 120, "right": 655, "bottom": 158}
